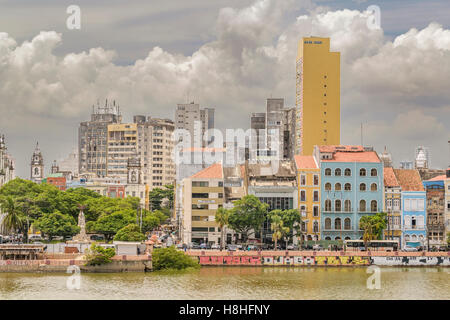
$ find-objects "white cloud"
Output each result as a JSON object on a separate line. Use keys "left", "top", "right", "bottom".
{"left": 0, "top": 0, "right": 449, "bottom": 176}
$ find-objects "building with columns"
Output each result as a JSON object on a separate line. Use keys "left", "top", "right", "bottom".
{"left": 30, "top": 142, "right": 44, "bottom": 184}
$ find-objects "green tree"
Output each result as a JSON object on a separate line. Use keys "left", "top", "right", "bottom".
{"left": 359, "top": 212, "right": 387, "bottom": 249}
{"left": 270, "top": 215, "right": 289, "bottom": 250}
{"left": 227, "top": 195, "right": 268, "bottom": 243}
{"left": 152, "top": 246, "right": 200, "bottom": 270}
{"left": 92, "top": 211, "right": 135, "bottom": 241}
{"left": 141, "top": 214, "right": 160, "bottom": 234}
{"left": 447, "top": 232, "right": 450, "bottom": 246}
{"left": 34, "top": 210, "right": 80, "bottom": 240}
{"left": 149, "top": 184, "right": 174, "bottom": 211}
{"left": 0, "top": 196, "right": 23, "bottom": 235}
{"left": 215, "top": 207, "right": 230, "bottom": 250}
{"left": 84, "top": 244, "right": 116, "bottom": 266}
{"left": 114, "top": 224, "right": 146, "bottom": 242}
{"left": 268, "top": 209, "right": 302, "bottom": 245}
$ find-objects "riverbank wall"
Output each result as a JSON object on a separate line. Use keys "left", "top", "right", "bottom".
{"left": 0, "top": 255, "right": 152, "bottom": 273}
{"left": 186, "top": 250, "right": 450, "bottom": 267}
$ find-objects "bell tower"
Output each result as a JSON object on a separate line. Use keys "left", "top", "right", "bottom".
{"left": 30, "top": 142, "right": 44, "bottom": 183}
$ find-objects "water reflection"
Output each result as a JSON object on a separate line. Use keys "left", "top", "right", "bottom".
{"left": 0, "top": 267, "right": 448, "bottom": 300}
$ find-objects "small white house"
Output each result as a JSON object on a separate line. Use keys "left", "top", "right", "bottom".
{"left": 113, "top": 241, "right": 142, "bottom": 255}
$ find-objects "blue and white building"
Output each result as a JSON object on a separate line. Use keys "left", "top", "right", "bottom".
{"left": 314, "top": 146, "right": 384, "bottom": 241}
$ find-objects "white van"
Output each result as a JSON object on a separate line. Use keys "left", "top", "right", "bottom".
{"left": 29, "top": 234, "right": 43, "bottom": 242}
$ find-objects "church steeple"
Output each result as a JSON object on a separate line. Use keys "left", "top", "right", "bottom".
{"left": 30, "top": 142, "right": 44, "bottom": 183}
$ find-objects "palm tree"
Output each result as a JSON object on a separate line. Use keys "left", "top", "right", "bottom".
{"left": 0, "top": 196, "right": 23, "bottom": 237}
{"left": 359, "top": 216, "right": 374, "bottom": 250}
{"left": 271, "top": 215, "right": 289, "bottom": 251}
{"left": 215, "top": 207, "right": 230, "bottom": 250}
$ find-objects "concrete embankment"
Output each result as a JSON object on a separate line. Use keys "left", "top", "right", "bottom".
{"left": 0, "top": 255, "right": 152, "bottom": 273}
{"left": 186, "top": 250, "right": 450, "bottom": 267}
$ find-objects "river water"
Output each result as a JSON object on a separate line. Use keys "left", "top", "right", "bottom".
{"left": 0, "top": 267, "right": 449, "bottom": 300}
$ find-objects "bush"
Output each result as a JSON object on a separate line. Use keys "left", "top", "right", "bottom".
{"left": 114, "top": 224, "right": 146, "bottom": 242}
{"left": 84, "top": 244, "right": 115, "bottom": 266}
{"left": 152, "top": 246, "right": 200, "bottom": 271}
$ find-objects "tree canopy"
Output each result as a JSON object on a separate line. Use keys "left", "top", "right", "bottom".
{"left": 114, "top": 224, "right": 146, "bottom": 242}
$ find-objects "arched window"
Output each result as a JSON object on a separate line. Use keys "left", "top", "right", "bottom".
{"left": 371, "top": 200, "right": 377, "bottom": 212}
{"left": 344, "top": 183, "right": 351, "bottom": 191}
{"left": 307, "top": 235, "right": 312, "bottom": 241}
{"left": 360, "top": 168, "right": 366, "bottom": 176}
{"left": 344, "top": 200, "right": 351, "bottom": 212}
{"left": 371, "top": 168, "right": 377, "bottom": 177}
{"left": 344, "top": 168, "right": 351, "bottom": 176}
{"left": 345, "top": 236, "right": 351, "bottom": 240}
{"left": 335, "top": 168, "right": 341, "bottom": 176}
{"left": 412, "top": 234, "right": 417, "bottom": 241}
{"left": 344, "top": 218, "right": 351, "bottom": 230}
{"left": 360, "top": 183, "right": 366, "bottom": 191}
{"left": 325, "top": 168, "right": 331, "bottom": 176}
{"left": 335, "top": 183, "right": 341, "bottom": 191}
{"left": 335, "top": 236, "right": 341, "bottom": 240}
{"left": 325, "top": 236, "right": 332, "bottom": 240}
{"left": 335, "top": 218, "right": 341, "bottom": 230}
{"left": 359, "top": 200, "right": 366, "bottom": 212}
{"left": 325, "top": 182, "right": 332, "bottom": 191}
{"left": 335, "top": 200, "right": 341, "bottom": 212}
{"left": 325, "top": 199, "right": 332, "bottom": 211}
{"left": 371, "top": 183, "right": 377, "bottom": 191}
{"left": 325, "top": 218, "right": 331, "bottom": 230}
{"left": 405, "top": 234, "right": 410, "bottom": 241}
{"left": 313, "top": 221, "right": 319, "bottom": 233}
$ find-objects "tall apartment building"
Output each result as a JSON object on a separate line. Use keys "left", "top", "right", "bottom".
{"left": 79, "top": 101, "right": 122, "bottom": 177}
{"left": 295, "top": 37, "right": 340, "bottom": 155}
{"left": 250, "top": 98, "right": 296, "bottom": 161}
{"left": 134, "top": 116, "right": 176, "bottom": 188}
{"left": 0, "top": 135, "right": 15, "bottom": 187}
{"left": 175, "top": 102, "right": 214, "bottom": 147}
{"left": 107, "top": 123, "right": 138, "bottom": 177}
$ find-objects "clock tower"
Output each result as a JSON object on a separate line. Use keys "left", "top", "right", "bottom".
{"left": 30, "top": 142, "right": 44, "bottom": 183}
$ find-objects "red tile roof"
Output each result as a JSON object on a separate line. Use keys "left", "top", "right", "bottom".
{"left": 427, "top": 175, "right": 446, "bottom": 182}
{"left": 190, "top": 163, "right": 223, "bottom": 179}
{"left": 384, "top": 167, "right": 399, "bottom": 187}
{"left": 294, "top": 155, "right": 318, "bottom": 169}
{"left": 318, "top": 145, "right": 364, "bottom": 153}
{"left": 393, "top": 169, "right": 425, "bottom": 191}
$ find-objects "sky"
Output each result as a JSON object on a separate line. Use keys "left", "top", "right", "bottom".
{"left": 0, "top": 0, "right": 449, "bottom": 177}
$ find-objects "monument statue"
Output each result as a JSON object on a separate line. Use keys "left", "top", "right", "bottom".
{"left": 73, "top": 205, "right": 89, "bottom": 242}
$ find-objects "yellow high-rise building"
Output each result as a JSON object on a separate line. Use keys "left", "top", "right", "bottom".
{"left": 295, "top": 37, "right": 340, "bottom": 155}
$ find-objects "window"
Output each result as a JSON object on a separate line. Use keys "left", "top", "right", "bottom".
{"left": 300, "top": 205, "right": 306, "bottom": 216}
{"left": 192, "top": 193, "right": 209, "bottom": 198}
{"left": 344, "top": 183, "right": 351, "bottom": 191}
{"left": 387, "top": 199, "right": 392, "bottom": 209}
{"left": 325, "top": 168, "right": 331, "bottom": 176}
{"left": 371, "top": 200, "right": 378, "bottom": 212}
{"left": 360, "top": 183, "right": 366, "bottom": 191}
{"left": 325, "top": 199, "right": 331, "bottom": 211}
{"left": 325, "top": 218, "right": 331, "bottom": 230}
{"left": 335, "top": 183, "right": 342, "bottom": 191}
{"left": 371, "top": 168, "right": 377, "bottom": 177}
{"left": 325, "top": 183, "right": 332, "bottom": 191}
{"left": 313, "top": 221, "right": 319, "bottom": 233}
{"left": 360, "top": 168, "right": 366, "bottom": 176}
{"left": 370, "top": 183, "right": 377, "bottom": 191}
{"left": 359, "top": 200, "right": 366, "bottom": 212}
{"left": 335, "top": 218, "right": 341, "bottom": 230}
{"left": 344, "top": 168, "right": 351, "bottom": 176}
{"left": 335, "top": 168, "right": 341, "bottom": 176}
{"left": 344, "top": 218, "right": 351, "bottom": 230}
{"left": 313, "top": 191, "right": 319, "bottom": 202}
{"left": 344, "top": 200, "right": 351, "bottom": 212}
{"left": 300, "top": 190, "right": 306, "bottom": 202}
{"left": 313, "top": 174, "right": 319, "bottom": 186}
{"left": 300, "top": 174, "right": 306, "bottom": 186}
{"left": 218, "top": 193, "right": 223, "bottom": 198}
{"left": 418, "top": 199, "right": 424, "bottom": 211}
{"left": 218, "top": 181, "right": 223, "bottom": 187}
{"left": 192, "top": 181, "right": 208, "bottom": 187}
{"left": 404, "top": 199, "right": 411, "bottom": 211}
{"left": 313, "top": 206, "right": 319, "bottom": 217}
{"left": 335, "top": 200, "right": 341, "bottom": 212}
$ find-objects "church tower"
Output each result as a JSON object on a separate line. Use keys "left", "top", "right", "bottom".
{"left": 127, "top": 157, "right": 141, "bottom": 184}
{"left": 30, "top": 142, "right": 44, "bottom": 183}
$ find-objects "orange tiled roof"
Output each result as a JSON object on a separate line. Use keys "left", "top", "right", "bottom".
{"left": 393, "top": 169, "right": 425, "bottom": 191}
{"left": 294, "top": 155, "right": 318, "bottom": 169}
{"left": 190, "top": 163, "right": 223, "bottom": 179}
{"left": 322, "top": 151, "right": 380, "bottom": 163}
{"left": 427, "top": 175, "right": 446, "bottom": 182}
{"left": 384, "top": 167, "right": 399, "bottom": 187}
{"left": 318, "top": 145, "right": 364, "bottom": 153}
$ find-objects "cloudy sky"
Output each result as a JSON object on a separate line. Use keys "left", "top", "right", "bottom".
{"left": 0, "top": 0, "right": 449, "bottom": 177}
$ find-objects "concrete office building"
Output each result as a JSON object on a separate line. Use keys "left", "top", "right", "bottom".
{"left": 175, "top": 102, "right": 214, "bottom": 147}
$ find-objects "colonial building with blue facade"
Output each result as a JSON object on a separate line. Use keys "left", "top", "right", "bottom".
{"left": 314, "top": 145, "right": 384, "bottom": 241}
{"left": 394, "top": 169, "right": 427, "bottom": 248}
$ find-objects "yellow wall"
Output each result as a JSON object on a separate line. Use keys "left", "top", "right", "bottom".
{"left": 296, "top": 37, "right": 340, "bottom": 155}
{"left": 297, "top": 168, "right": 320, "bottom": 240}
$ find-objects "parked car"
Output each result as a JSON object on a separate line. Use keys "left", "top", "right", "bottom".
{"left": 227, "top": 245, "right": 237, "bottom": 251}
{"left": 287, "top": 244, "right": 297, "bottom": 250}
{"left": 90, "top": 234, "right": 105, "bottom": 241}
{"left": 312, "top": 244, "right": 322, "bottom": 251}
{"left": 403, "top": 245, "right": 418, "bottom": 252}
{"left": 199, "top": 243, "right": 211, "bottom": 250}
{"left": 246, "top": 245, "right": 258, "bottom": 251}
{"left": 29, "top": 235, "right": 43, "bottom": 242}
{"left": 190, "top": 243, "right": 201, "bottom": 249}
{"left": 211, "top": 244, "right": 220, "bottom": 250}
{"left": 438, "top": 246, "right": 449, "bottom": 252}
{"left": 236, "top": 244, "right": 243, "bottom": 250}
